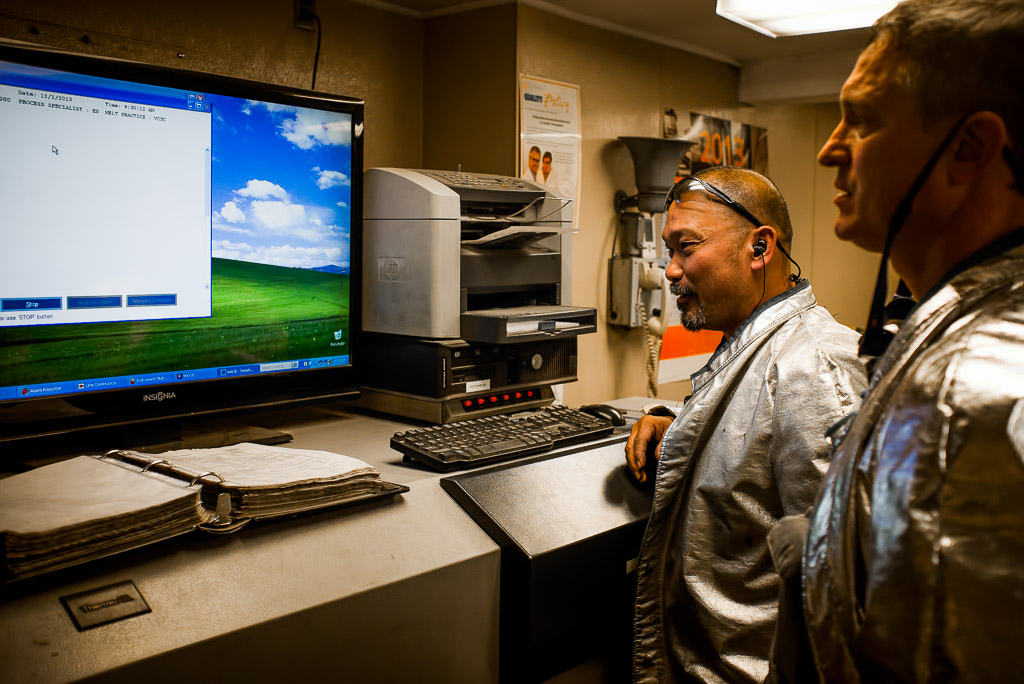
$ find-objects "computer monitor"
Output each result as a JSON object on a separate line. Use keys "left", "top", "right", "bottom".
{"left": 0, "top": 42, "right": 363, "bottom": 452}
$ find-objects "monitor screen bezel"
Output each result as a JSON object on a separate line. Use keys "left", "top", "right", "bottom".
{"left": 0, "top": 41, "right": 364, "bottom": 450}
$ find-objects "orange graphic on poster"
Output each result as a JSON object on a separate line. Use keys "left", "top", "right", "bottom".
{"left": 660, "top": 327, "right": 721, "bottom": 360}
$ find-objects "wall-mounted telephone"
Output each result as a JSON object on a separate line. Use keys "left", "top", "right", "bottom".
{"left": 608, "top": 257, "right": 671, "bottom": 333}
{"left": 608, "top": 212, "right": 673, "bottom": 396}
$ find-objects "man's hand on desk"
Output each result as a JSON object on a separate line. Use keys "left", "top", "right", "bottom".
{"left": 625, "top": 415, "right": 674, "bottom": 483}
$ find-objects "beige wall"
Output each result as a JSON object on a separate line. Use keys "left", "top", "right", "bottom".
{"left": 1, "top": 1, "right": 877, "bottom": 406}
{"left": 516, "top": 6, "right": 876, "bottom": 405}
{"left": 423, "top": 4, "right": 518, "bottom": 175}
{"left": 0, "top": 0, "right": 424, "bottom": 170}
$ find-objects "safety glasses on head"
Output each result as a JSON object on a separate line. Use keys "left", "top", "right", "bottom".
{"left": 664, "top": 173, "right": 803, "bottom": 284}
{"left": 664, "top": 175, "right": 766, "bottom": 228}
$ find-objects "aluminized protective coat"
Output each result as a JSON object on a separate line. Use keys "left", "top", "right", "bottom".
{"left": 803, "top": 239, "right": 1024, "bottom": 682}
{"left": 633, "top": 283, "right": 866, "bottom": 683}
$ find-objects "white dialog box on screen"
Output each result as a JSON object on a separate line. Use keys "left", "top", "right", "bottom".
{"left": 0, "top": 82, "right": 212, "bottom": 327}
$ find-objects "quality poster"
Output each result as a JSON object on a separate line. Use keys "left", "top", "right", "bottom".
{"left": 519, "top": 75, "right": 581, "bottom": 225}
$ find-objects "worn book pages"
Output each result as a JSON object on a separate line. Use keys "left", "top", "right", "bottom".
{"left": 0, "top": 445, "right": 401, "bottom": 581}
{"left": 114, "top": 443, "right": 386, "bottom": 519}
{"left": 154, "top": 443, "right": 376, "bottom": 487}
{"left": 0, "top": 456, "right": 204, "bottom": 580}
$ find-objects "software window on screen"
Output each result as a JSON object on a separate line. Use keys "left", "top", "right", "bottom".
{"left": 0, "top": 75, "right": 212, "bottom": 328}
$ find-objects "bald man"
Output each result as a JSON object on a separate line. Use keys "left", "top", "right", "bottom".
{"left": 628, "top": 166, "right": 865, "bottom": 683}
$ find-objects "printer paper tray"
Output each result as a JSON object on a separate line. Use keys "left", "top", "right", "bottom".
{"left": 460, "top": 305, "right": 597, "bottom": 344}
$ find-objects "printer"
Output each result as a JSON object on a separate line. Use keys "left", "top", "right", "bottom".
{"left": 359, "top": 168, "right": 596, "bottom": 423}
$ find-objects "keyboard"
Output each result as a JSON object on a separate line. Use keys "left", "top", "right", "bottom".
{"left": 390, "top": 405, "right": 618, "bottom": 472}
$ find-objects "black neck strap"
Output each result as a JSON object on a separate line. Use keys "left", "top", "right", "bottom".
{"left": 1004, "top": 146, "right": 1024, "bottom": 192}
{"left": 859, "top": 114, "right": 970, "bottom": 357}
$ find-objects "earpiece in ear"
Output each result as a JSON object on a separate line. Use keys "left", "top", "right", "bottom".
{"left": 753, "top": 239, "right": 767, "bottom": 257}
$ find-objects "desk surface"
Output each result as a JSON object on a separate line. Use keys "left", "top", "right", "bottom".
{"left": 0, "top": 398, "right": 657, "bottom": 684}
{"left": 1, "top": 402, "right": 501, "bottom": 684}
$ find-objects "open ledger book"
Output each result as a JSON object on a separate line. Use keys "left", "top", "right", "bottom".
{"left": 0, "top": 443, "right": 408, "bottom": 581}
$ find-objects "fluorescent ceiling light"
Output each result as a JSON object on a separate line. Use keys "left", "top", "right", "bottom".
{"left": 716, "top": 0, "right": 899, "bottom": 37}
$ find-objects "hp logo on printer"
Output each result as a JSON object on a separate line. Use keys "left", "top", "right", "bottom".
{"left": 379, "top": 257, "right": 404, "bottom": 281}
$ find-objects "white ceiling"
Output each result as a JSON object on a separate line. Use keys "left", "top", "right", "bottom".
{"left": 358, "top": 0, "right": 873, "bottom": 66}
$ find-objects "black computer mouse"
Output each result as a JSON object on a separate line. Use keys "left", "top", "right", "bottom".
{"left": 579, "top": 403, "right": 626, "bottom": 426}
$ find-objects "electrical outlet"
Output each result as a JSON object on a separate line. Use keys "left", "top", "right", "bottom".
{"left": 294, "top": 0, "right": 317, "bottom": 31}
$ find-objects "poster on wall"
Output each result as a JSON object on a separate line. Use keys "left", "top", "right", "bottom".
{"left": 656, "top": 111, "right": 768, "bottom": 384}
{"left": 684, "top": 112, "right": 768, "bottom": 175}
{"left": 657, "top": 327, "right": 723, "bottom": 385}
{"left": 519, "top": 75, "right": 581, "bottom": 225}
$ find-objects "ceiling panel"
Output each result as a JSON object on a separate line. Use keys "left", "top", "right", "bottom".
{"left": 372, "top": 0, "right": 872, "bottom": 65}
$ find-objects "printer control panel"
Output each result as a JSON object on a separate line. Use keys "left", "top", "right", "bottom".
{"left": 417, "top": 169, "right": 547, "bottom": 204}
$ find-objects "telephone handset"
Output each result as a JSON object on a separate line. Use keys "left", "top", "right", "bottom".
{"left": 639, "top": 261, "right": 671, "bottom": 336}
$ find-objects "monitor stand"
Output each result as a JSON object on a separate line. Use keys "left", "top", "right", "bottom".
{"left": 1, "top": 414, "right": 292, "bottom": 473}
{"left": 121, "top": 418, "right": 292, "bottom": 454}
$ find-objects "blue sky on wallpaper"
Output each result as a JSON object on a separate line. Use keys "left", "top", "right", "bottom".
{"left": 208, "top": 95, "right": 352, "bottom": 271}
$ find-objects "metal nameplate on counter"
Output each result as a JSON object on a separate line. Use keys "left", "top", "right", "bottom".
{"left": 60, "top": 580, "right": 151, "bottom": 630}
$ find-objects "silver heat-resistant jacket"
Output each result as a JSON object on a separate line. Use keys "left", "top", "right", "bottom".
{"left": 803, "top": 234, "right": 1024, "bottom": 683}
{"left": 634, "top": 282, "right": 866, "bottom": 683}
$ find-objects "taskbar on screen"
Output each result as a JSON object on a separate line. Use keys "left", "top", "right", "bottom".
{"left": 0, "top": 355, "right": 350, "bottom": 402}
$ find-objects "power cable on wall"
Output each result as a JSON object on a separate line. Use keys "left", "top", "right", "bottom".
{"left": 310, "top": 13, "right": 322, "bottom": 90}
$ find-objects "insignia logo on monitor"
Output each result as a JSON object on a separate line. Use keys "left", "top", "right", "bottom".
{"left": 142, "top": 391, "right": 176, "bottom": 402}
{"left": 379, "top": 257, "right": 403, "bottom": 281}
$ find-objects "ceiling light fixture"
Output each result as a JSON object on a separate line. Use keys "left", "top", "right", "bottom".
{"left": 716, "top": 0, "right": 899, "bottom": 38}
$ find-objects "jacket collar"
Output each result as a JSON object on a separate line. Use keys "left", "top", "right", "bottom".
{"left": 691, "top": 279, "right": 815, "bottom": 393}
{"left": 908, "top": 225, "right": 1024, "bottom": 317}
{"left": 868, "top": 229, "right": 1024, "bottom": 385}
